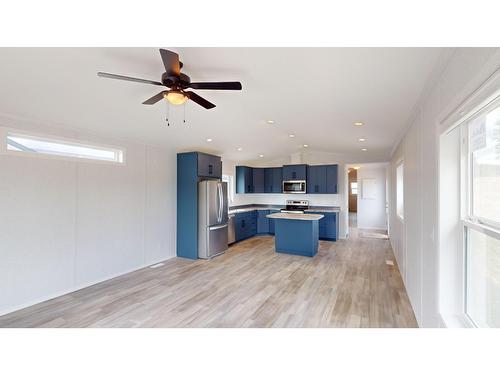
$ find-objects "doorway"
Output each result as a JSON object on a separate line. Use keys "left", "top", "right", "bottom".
{"left": 348, "top": 167, "right": 358, "bottom": 228}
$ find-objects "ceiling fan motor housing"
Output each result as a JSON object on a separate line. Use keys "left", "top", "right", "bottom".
{"left": 161, "top": 72, "right": 191, "bottom": 88}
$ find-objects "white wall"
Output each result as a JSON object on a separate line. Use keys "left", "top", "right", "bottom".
{"left": 388, "top": 48, "right": 500, "bottom": 327}
{"left": 0, "top": 118, "right": 177, "bottom": 315}
{"left": 356, "top": 164, "right": 388, "bottom": 230}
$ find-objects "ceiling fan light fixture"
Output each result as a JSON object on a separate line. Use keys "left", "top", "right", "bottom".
{"left": 164, "top": 90, "right": 188, "bottom": 105}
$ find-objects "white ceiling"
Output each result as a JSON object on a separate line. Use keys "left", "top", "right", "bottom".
{"left": 0, "top": 48, "right": 444, "bottom": 163}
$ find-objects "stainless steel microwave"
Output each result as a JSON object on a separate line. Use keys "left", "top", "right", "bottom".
{"left": 283, "top": 180, "right": 307, "bottom": 194}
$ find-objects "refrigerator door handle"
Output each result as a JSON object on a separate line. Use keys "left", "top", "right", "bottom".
{"left": 209, "top": 223, "right": 228, "bottom": 230}
{"left": 218, "top": 182, "right": 223, "bottom": 223}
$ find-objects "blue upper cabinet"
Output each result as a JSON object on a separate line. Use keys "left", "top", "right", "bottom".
{"left": 237, "top": 164, "right": 334, "bottom": 194}
{"left": 237, "top": 166, "right": 282, "bottom": 194}
{"left": 264, "top": 167, "right": 283, "bottom": 193}
{"left": 326, "top": 164, "right": 338, "bottom": 193}
{"left": 264, "top": 168, "right": 273, "bottom": 193}
{"left": 307, "top": 164, "right": 338, "bottom": 194}
{"left": 236, "top": 166, "right": 253, "bottom": 193}
{"left": 252, "top": 168, "right": 265, "bottom": 193}
{"left": 283, "top": 164, "right": 307, "bottom": 180}
{"left": 197, "top": 152, "right": 222, "bottom": 179}
{"left": 307, "top": 165, "right": 327, "bottom": 193}
{"left": 272, "top": 167, "right": 283, "bottom": 193}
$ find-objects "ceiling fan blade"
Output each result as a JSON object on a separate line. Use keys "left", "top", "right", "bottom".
{"left": 97, "top": 72, "right": 163, "bottom": 86}
{"left": 186, "top": 91, "right": 216, "bottom": 109}
{"left": 159, "top": 49, "right": 180, "bottom": 76}
{"left": 189, "top": 81, "right": 242, "bottom": 90}
{"left": 142, "top": 91, "right": 167, "bottom": 105}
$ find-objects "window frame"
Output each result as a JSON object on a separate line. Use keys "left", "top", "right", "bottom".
{"left": 0, "top": 127, "right": 126, "bottom": 165}
{"left": 460, "top": 95, "right": 500, "bottom": 327}
{"left": 350, "top": 181, "right": 358, "bottom": 195}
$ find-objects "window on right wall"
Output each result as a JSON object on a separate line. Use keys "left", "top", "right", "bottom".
{"left": 463, "top": 97, "right": 500, "bottom": 328}
{"left": 396, "top": 162, "right": 404, "bottom": 220}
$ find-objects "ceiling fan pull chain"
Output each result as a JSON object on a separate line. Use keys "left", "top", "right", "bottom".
{"left": 165, "top": 101, "right": 170, "bottom": 126}
{"left": 183, "top": 102, "right": 187, "bottom": 125}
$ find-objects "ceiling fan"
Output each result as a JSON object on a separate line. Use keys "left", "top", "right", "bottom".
{"left": 97, "top": 49, "right": 242, "bottom": 109}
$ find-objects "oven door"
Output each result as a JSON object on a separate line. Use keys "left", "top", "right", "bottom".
{"left": 283, "top": 180, "right": 306, "bottom": 194}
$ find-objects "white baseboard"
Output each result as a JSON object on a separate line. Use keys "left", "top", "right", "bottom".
{"left": 0, "top": 255, "right": 176, "bottom": 318}
{"left": 358, "top": 226, "right": 388, "bottom": 231}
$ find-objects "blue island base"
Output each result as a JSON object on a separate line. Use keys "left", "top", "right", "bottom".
{"left": 273, "top": 219, "right": 319, "bottom": 257}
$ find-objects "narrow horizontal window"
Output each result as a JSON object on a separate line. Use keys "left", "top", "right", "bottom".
{"left": 6, "top": 133, "right": 124, "bottom": 163}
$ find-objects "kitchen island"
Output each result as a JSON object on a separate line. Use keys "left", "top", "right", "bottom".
{"left": 266, "top": 212, "right": 324, "bottom": 257}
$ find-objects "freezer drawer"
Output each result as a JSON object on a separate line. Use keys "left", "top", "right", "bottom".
{"left": 199, "top": 223, "right": 228, "bottom": 259}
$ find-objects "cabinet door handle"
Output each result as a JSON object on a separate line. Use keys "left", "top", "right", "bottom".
{"left": 208, "top": 164, "right": 213, "bottom": 174}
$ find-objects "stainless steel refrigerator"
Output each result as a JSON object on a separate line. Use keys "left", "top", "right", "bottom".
{"left": 198, "top": 180, "right": 229, "bottom": 259}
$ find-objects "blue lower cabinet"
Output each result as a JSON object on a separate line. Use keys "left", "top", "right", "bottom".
{"left": 248, "top": 211, "right": 257, "bottom": 237}
{"left": 323, "top": 213, "right": 337, "bottom": 239}
{"left": 235, "top": 211, "right": 257, "bottom": 241}
{"left": 308, "top": 211, "right": 338, "bottom": 241}
{"left": 268, "top": 209, "right": 280, "bottom": 234}
{"left": 235, "top": 215, "right": 245, "bottom": 241}
{"left": 257, "top": 210, "right": 270, "bottom": 234}
{"left": 273, "top": 218, "right": 319, "bottom": 257}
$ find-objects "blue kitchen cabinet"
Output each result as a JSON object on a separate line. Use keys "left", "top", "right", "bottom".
{"left": 326, "top": 165, "right": 338, "bottom": 194}
{"left": 264, "top": 167, "right": 283, "bottom": 193}
{"left": 252, "top": 168, "right": 265, "bottom": 193}
{"left": 197, "top": 152, "right": 222, "bottom": 179}
{"left": 282, "top": 164, "right": 307, "bottom": 181}
{"left": 236, "top": 166, "right": 253, "bottom": 193}
{"left": 268, "top": 209, "right": 280, "bottom": 234}
{"left": 308, "top": 211, "right": 338, "bottom": 241}
{"left": 248, "top": 211, "right": 257, "bottom": 237}
{"left": 235, "top": 214, "right": 245, "bottom": 241}
{"left": 307, "top": 165, "right": 338, "bottom": 194}
{"left": 235, "top": 211, "right": 257, "bottom": 241}
{"left": 264, "top": 168, "right": 273, "bottom": 193}
{"left": 322, "top": 213, "right": 337, "bottom": 239}
{"left": 257, "top": 210, "right": 270, "bottom": 234}
{"left": 307, "top": 165, "right": 327, "bottom": 194}
{"left": 272, "top": 167, "right": 283, "bottom": 193}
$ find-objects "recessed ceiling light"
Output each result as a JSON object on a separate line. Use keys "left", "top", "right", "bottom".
{"left": 303, "top": 144, "right": 308, "bottom": 148}
{"left": 361, "top": 148, "right": 367, "bottom": 151}
{"left": 237, "top": 147, "right": 243, "bottom": 151}
{"left": 259, "top": 154, "right": 264, "bottom": 158}
{"left": 354, "top": 121, "right": 364, "bottom": 126}
{"left": 289, "top": 134, "right": 295, "bottom": 138}
{"left": 267, "top": 120, "right": 275, "bottom": 124}
{"left": 206, "top": 138, "right": 213, "bottom": 142}
{"left": 359, "top": 138, "right": 366, "bottom": 142}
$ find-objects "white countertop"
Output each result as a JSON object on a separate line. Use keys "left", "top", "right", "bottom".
{"left": 229, "top": 206, "right": 340, "bottom": 215}
{"left": 266, "top": 212, "right": 324, "bottom": 221}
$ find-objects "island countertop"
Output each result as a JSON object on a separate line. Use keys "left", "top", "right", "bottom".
{"left": 266, "top": 212, "right": 324, "bottom": 221}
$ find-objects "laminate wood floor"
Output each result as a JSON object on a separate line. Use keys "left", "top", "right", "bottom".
{"left": 0, "top": 230, "right": 417, "bottom": 328}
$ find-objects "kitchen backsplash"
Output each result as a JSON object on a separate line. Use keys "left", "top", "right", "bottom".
{"left": 232, "top": 193, "right": 341, "bottom": 207}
